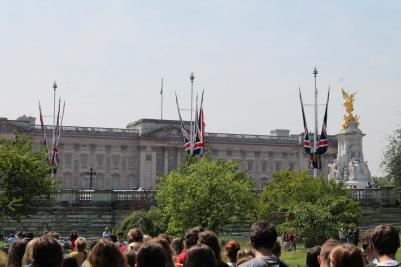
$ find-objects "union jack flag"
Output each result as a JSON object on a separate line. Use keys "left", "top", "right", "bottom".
{"left": 299, "top": 89, "right": 311, "bottom": 155}
{"left": 175, "top": 93, "right": 191, "bottom": 154}
{"left": 193, "top": 91, "right": 205, "bottom": 156}
{"left": 317, "top": 90, "right": 329, "bottom": 156}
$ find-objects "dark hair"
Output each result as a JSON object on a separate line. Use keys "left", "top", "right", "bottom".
{"left": 185, "top": 226, "right": 203, "bottom": 249}
{"left": 31, "top": 236, "right": 63, "bottom": 267}
{"left": 125, "top": 247, "right": 137, "bottom": 267}
{"left": 249, "top": 220, "right": 277, "bottom": 249}
{"left": 61, "top": 256, "right": 79, "bottom": 267}
{"left": 329, "top": 244, "right": 364, "bottom": 267}
{"left": 370, "top": 224, "right": 400, "bottom": 256}
{"left": 117, "top": 232, "right": 124, "bottom": 236}
{"left": 272, "top": 241, "right": 281, "bottom": 258}
{"left": 89, "top": 239, "right": 99, "bottom": 251}
{"left": 158, "top": 233, "right": 172, "bottom": 244}
{"left": 70, "top": 231, "right": 78, "bottom": 241}
{"left": 171, "top": 238, "right": 184, "bottom": 256}
{"left": 88, "top": 238, "right": 126, "bottom": 267}
{"left": 306, "top": 246, "right": 321, "bottom": 267}
{"left": 127, "top": 228, "right": 144, "bottom": 243}
{"left": 224, "top": 240, "right": 240, "bottom": 263}
{"left": 110, "top": 235, "right": 117, "bottom": 243}
{"left": 152, "top": 237, "right": 175, "bottom": 267}
{"left": 6, "top": 239, "right": 27, "bottom": 267}
{"left": 185, "top": 244, "right": 217, "bottom": 267}
{"left": 320, "top": 239, "right": 341, "bottom": 265}
{"left": 136, "top": 241, "right": 166, "bottom": 267}
{"left": 198, "top": 231, "right": 222, "bottom": 262}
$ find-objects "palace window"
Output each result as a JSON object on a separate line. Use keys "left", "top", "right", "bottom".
{"left": 64, "top": 153, "right": 72, "bottom": 168}
{"left": 112, "top": 155, "right": 120, "bottom": 169}
{"left": 96, "top": 154, "right": 105, "bottom": 169}
{"left": 262, "top": 160, "right": 268, "bottom": 172}
{"left": 80, "top": 154, "right": 89, "bottom": 169}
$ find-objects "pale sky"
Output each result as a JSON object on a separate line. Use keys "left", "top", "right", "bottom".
{"left": 1, "top": 1, "right": 401, "bottom": 176}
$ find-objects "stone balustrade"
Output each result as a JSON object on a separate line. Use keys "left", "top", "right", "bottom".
{"left": 34, "top": 189, "right": 157, "bottom": 206}
{"left": 350, "top": 187, "right": 398, "bottom": 206}
{"left": 33, "top": 187, "right": 399, "bottom": 207}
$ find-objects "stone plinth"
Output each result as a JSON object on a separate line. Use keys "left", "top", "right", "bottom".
{"left": 328, "top": 122, "right": 371, "bottom": 188}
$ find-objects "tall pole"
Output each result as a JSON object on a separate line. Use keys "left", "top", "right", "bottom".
{"left": 53, "top": 81, "right": 57, "bottom": 126}
{"left": 190, "top": 73, "right": 194, "bottom": 155}
{"left": 160, "top": 78, "right": 164, "bottom": 120}
{"left": 313, "top": 67, "right": 318, "bottom": 177}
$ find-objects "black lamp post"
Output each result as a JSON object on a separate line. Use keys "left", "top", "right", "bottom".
{"left": 86, "top": 168, "right": 97, "bottom": 190}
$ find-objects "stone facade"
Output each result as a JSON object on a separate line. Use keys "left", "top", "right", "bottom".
{"left": 0, "top": 116, "right": 338, "bottom": 189}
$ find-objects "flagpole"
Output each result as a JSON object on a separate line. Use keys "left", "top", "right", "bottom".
{"left": 190, "top": 73, "right": 194, "bottom": 156}
{"left": 53, "top": 81, "right": 57, "bottom": 126}
{"left": 160, "top": 78, "right": 164, "bottom": 120}
{"left": 313, "top": 67, "right": 318, "bottom": 177}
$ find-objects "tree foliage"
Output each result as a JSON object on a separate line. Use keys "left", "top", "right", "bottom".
{"left": 0, "top": 135, "right": 57, "bottom": 217}
{"left": 260, "top": 170, "right": 361, "bottom": 246}
{"left": 113, "top": 208, "right": 165, "bottom": 237}
{"left": 382, "top": 129, "right": 401, "bottom": 195}
{"left": 156, "top": 157, "right": 258, "bottom": 236}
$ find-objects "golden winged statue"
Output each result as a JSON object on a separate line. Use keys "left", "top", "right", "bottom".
{"left": 341, "top": 88, "right": 359, "bottom": 129}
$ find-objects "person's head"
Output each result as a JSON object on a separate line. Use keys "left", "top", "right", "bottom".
{"left": 152, "top": 237, "right": 175, "bottom": 267}
{"left": 272, "top": 241, "right": 281, "bottom": 259}
{"left": 306, "top": 246, "right": 321, "bottom": 267}
{"left": 127, "top": 228, "right": 144, "bottom": 243}
{"left": 171, "top": 238, "right": 184, "bottom": 256}
{"left": 30, "top": 236, "right": 63, "bottom": 267}
{"left": 236, "top": 249, "right": 254, "bottom": 266}
{"left": 21, "top": 238, "right": 37, "bottom": 266}
{"left": 125, "top": 247, "right": 137, "bottom": 267}
{"left": 329, "top": 244, "right": 364, "bottom": 267}
{"left": 157, "top": 233, "right": 172, "bottom": 244}
{"left": 61, "top": 256, "right": 79, "bottom": 267}
{"left": 370, "top": 224, "right": 400, "bottom": 258}
{"left": 224, "top": 240, "right": 241, "bottom": 263}
{"left": 249, "top": 220, "right": 277, "bottom": 250}
{"left": 319, "top": 239, "right": 341, "bottom": 267}
{"left": 89, "top": 239, "right": 99, "bottom": 251}
{"left": 136, "top": 241, "right": 166, "bottom": 267}
{"left": 75, "top": 237, "right": 87, "bottom": 252}
{"left": 24, "top": 232, "right": 34, "bottom": 242}
{"left": 361, "top": 228, "right": 374, "bottom": 262}
{"left": 70, "top": 231, "right": 78, "bottom": 241}
{"left": 198, "top": 231, "right": 222, "bottom": 262}
{"left": 47, "top": 232, "right": 60, "bottom": 240}
{"left": 185, "top": 244, "right": 217, "bottom": 267}
{"left": 117, "top": 232, "right": 124, "bottom": 242}
{"left": 7, "top": 239, "right": 27, "bottom": 267}
{"left": 110, "top": 235, "right": 117, "bottom": 243}
{"left": 185, "top": 226, "right": 203, "bottom": 249}
{"left": 88, "top": 238, "right": 126, "bottom": 267}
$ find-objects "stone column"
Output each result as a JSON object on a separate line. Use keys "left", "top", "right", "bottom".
{"left": 164, "top": 147, "right": 169, "bottom": 175}
{"left": 138, "top": 145, "right": 147, "bottom": 189}
{"left": 151, "top": 148, "right": 157, "bottom": 188}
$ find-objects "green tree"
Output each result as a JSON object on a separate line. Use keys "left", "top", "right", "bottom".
{"left": 156, "top": 157, "right": 258, "bottom": 236}
{"left": 382, "top": 129, "right": 401, "bottom": 197}
{"left": 0, "top": 135, "right": 57, "bottom": 217}
{"left": 260, "top": 170, "right": 361, "bottom": 246}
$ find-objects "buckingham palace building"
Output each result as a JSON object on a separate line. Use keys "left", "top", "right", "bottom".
{"left": 0, "top": 115, "right": 337, "bottom": 190}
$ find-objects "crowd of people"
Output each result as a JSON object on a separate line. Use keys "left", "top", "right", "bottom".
{"left": 0, "top": 221, "right": 399, "bottom": 267}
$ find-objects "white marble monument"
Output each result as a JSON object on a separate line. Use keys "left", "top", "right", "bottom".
{"left": 328, "top": 89, "right": 371, "bottom": 188}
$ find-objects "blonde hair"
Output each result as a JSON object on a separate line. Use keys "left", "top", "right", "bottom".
{"left": 76, "top": 237, "right": 87, "bottom": 252}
